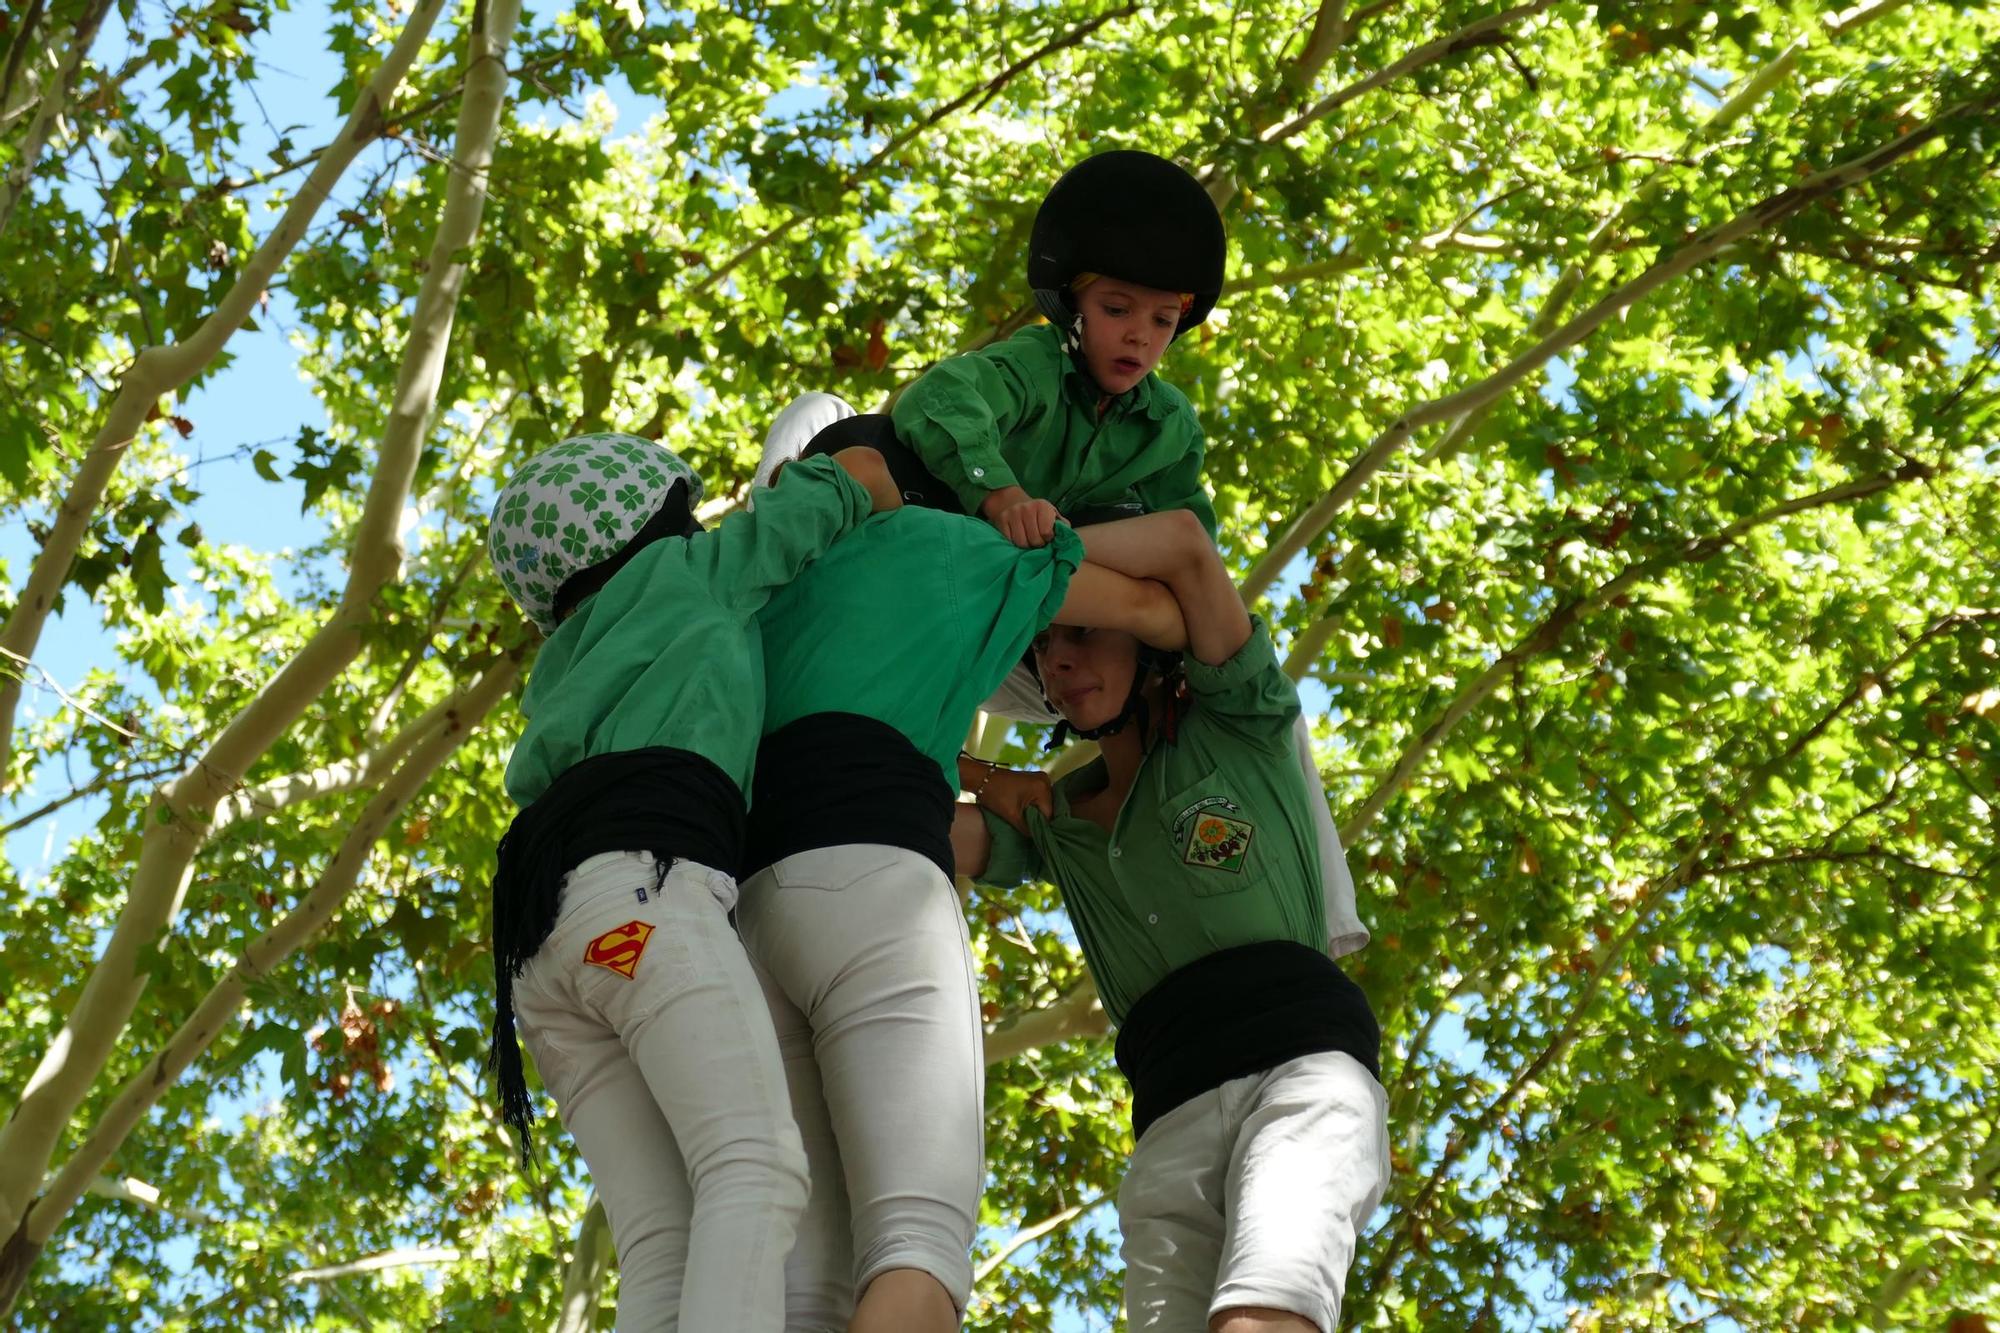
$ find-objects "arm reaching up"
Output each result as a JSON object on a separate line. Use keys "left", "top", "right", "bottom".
{"left": 1074, "top": 509, "right": 1249, "bottom": 666}
{"left": 1048, "top": 560, "right": 1188, "bottom": 652}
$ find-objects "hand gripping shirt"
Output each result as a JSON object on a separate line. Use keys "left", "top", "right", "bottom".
{"left": 755, "top": 507, "right": 1085, "bottom": 790}
{"left": 503, "top": 453, "right": 871, "bottom": 808}
{"left": 975, "top": 617, "right": 1328, "bottom": 1027}
{"left": 891, "top": 322, "right": 1218, "bottom": 537}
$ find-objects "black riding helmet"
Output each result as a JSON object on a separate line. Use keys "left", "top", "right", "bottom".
{"left": 1028, "top": 150, "right": 1227, "bottom": 342}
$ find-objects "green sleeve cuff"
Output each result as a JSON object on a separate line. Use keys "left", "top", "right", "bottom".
{"left": 975, "top": 806, "right": 1042, "bottom": 888}
{"left": 1183, "top": 614, "right": 1280, "bottom": 697}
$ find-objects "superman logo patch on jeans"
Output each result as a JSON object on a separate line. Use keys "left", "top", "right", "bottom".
{"left": 584, "top": 920, "right": 655, "bottom": 979}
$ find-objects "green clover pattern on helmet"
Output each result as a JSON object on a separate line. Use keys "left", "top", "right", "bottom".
{"left": 487, "top": 433, "right": 704, "bottom": 632}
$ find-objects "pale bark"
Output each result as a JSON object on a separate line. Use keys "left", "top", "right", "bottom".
{"left": 0, "top": 658, "right": 519, "bottom": 1313}
{"left": 0, "top": 0, "right": 111, "bottom": 239}
{"left": 0, "top": 0, "right": 523, "bottom": 1238}
{"left": 971, "top": 1191, "right": 1104, "bottom": 1291}
{"left": 79, "top": 1174, "right": 220, "bottom": 1228}
{"left": 1338, "top": 463, "right": 1929, "bottom": 843}
{"left": 1238, "top": 87, "right": 1998, "bottom": 606}
{"left": 1418, "top": 0, "right": 1915, "bottom": 468}
{"left": 210, "top": 680, "right": 468, "bottom": 831}
{"left": 283, "top": 1247, "right": 463, "bottom": 1285}
{"left": 983, "top": 978, "right": 1107, "bottom": 1065}
{"left": 1259, "top": 0, "right": 1563, "bottom": 147}
{"left": 551, "top": 1196, "right": 613, "bottom": 1333}
{"left": 0, "top": 0, "right": 450, "bottom": 789}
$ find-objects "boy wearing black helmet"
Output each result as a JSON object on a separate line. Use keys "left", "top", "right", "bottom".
{"left": 891, "top": 149, "right": 1224, "bottom": 549}
{"left": 952, "top": 511, "right": 1388, "bottom": 1333}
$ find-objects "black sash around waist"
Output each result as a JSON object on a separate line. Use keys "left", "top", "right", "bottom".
{"left": 488, "top": 746, "right": 745, "bottom": 1155}
{"left": 1114, "top": 939, "right": 1381, "bottom": 1141}
{"left": 742, "top": 712, "right": 955, "bottom": 881}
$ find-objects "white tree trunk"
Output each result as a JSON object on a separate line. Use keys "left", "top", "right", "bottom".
{"left": 551, "top": 1196, "right": 614, "bottom": 1333}
{"left": 0, "top": 658, "right": 519, "bottom": 1312}
{"left": 0, "top": 0, "right": 524, "bottom": 1238}
{"left": 0, "top": 0, "right": 449, "bottom": 788}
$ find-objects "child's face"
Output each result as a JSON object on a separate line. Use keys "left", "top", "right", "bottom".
{"left": 1074, "top": 279, "right": 1183, "bottom": 395}
{"left": 1033, "top": 624, "right": 1142, "bottom": 728}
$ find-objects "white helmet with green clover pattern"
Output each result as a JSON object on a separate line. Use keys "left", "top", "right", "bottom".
{"left": 488, "top": 433, "right": 705, "bottom": 633}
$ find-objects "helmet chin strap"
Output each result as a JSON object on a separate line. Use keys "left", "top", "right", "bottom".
{"left": 1044, "top": 669, "right": 1153, "bottom": 752}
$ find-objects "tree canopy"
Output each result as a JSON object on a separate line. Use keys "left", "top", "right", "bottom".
{"left": 2, "top": 0, "right": 1997, "bottom": 1327}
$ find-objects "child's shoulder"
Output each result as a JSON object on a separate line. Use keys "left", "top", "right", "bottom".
{"left": 975, "top": 321, "right": 1066, "bottom": 371}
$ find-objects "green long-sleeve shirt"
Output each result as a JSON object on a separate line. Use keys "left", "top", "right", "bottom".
{"left": 504, "top": 454, "right": 870, "bottom": 807}
{"left": 975, "top": 618, "right": 1326, "bottom": 1026}
{"left": 756, "top": 508, "right": 1083, "bottom": 789}
{"left": 892, "top": 323, "right": 1217, "bottom": 536}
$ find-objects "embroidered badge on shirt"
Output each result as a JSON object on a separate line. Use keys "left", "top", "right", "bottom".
{"left": 583, "top": 920, "right": 655, "bottom": 979}
{"left": 1173, "top": 796, "right": 1254, "bottom": 874}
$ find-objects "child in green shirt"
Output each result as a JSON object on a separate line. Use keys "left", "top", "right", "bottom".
{"left": 891, "top": 149, "right": 1225, "bottom": 548}
{"left": 954, "top": 509, "right": 1386, "bottom": 1333}
{"left": 484, "top": 432, "right": 899, "bottom": 1331}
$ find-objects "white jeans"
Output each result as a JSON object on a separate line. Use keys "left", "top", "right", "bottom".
{"left": 1118, "top": 1051, "right": 1390, "bottom": 1333}
{"left": 737, "top": 844, "right": 986, "bottom": 1326}
{"left": 512, "top": 851, "right": 810, "bottom": 1332}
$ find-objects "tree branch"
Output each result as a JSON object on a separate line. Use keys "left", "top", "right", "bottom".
{"left": 282, "top": 1247, "right": 462, "bottom": 1285}
{"left": 1260, "top": 0, "right": 1562, "bottom": 147}
{"left": 0, "top": 656, "right": 520, "bottom": 1313}
{"left": 1338, "top": 461, "right": 1931, "bottom": 842}
{"left": 0, "top": 0, "right": 48, "bottom": 119}
{"left": 983, "top": 978, "right": 1107, "bottom": 1065}
{"left": 1239, "top": 87, "right": 1995, "bottom": 606}
{"left": 971, "top": 1191, "right": 1105, "bottom": 1289}
{"left": 0, "top": 760, "right": 181, "bottom": 838}
{"left": 0, "top": 0, "right": 111, "bottom": 240}
{"left": 0, "top": 0, "right": 522, "bottom": 1243}
{"left": 694, "top": 1, "right": 1141, "bottom": 297}
{"left": 1864, "top": 1118, "right": 2000, "bottom": 1321}
{"left": 209, "top": 675, "right": 474, "bottom": 832}
{"left": 77, "top": 1173, "right": 221, "bottom": 1228}
{"left": 0, "top": 0, "right": 452, "bottom": 791}
{"left": 551, "top": 1196, "right": 612, "bottom": 1333}
{"left": 1417, "top": 0, "right": 1915, "bottom": 468}
{"left": 1360, "top": 609, "right": 1995, "bottom": 1293}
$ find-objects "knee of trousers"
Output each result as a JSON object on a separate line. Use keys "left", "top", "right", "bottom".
{"left": 855, "top": 1231, "right": 976, "bottom": 1316}
{"left": 690, "top": 1128, "right": 812, "bottom": 1222}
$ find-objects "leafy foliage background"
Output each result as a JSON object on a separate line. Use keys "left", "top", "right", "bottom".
{"left": 1, "top": 0, "right": 1996, "bottom": 1327}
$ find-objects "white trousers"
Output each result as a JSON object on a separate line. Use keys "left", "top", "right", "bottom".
{"left": 1118, "top": 1051, "right": 1390, "bottom": 1333}
{"left": 737, "top": 844, "right": 986, "bottom": 1327}
{"left": 512, "top": 851, "right": 810, "bottom": 1332}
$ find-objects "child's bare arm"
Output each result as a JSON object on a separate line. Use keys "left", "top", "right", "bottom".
{"left": 1049, "top": 562, "right": 1187, "bottom": 652}
{"left": 826, "top": 445, "right": 904, "bottom": 514}
{"left": 950, "top": 803, "right": 993, "bottom": 880}
{"left": 1076, "top": 510, "right": 1249, "bottom": 666}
